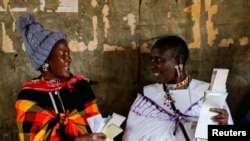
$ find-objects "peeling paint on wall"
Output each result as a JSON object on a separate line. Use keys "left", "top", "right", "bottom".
{"left": 0, "top": 7, "right": 27, "bottom": 12}
{"left": 0, "top": 0, "right": 78, "bottom": 12}
{"left": 0, "top": 1, "right": 250, "bottom": 136}
{"left": 22, "top": 43, "right": 25, "bottom": 51}
{"left": 102, "top": 4, "right": 110, "bottom": 38}
{"left": 1, "top": 22, "right": 15, "bottom": 53}
{"left": 239, "top": 37, "right": 249, "bottom": 46}
{"left": 205, "top": 0, "right": 218, "bottom": 46}
{"left": 167, "top": 11, "right": 171, "bottom": 20}
{"left": 184, "top": 0, "right": 201, "bottom": 48}
{"left": 2, "top": 0, "right": 9, "bottom": 10}
{"left": 123, "top": 13, "right": 136, "bottom": 35}
{"left": 131, "top": 41, "right": 137, "bottom": 50}
{"left": 218, "top": 38, "right": 234, "bottom": 47}
{"left": 103, "top": 44, "right": 125, "bottom": 51}
{"left": 68, "top": 39, "right": 87, "bottom": 52}
{"left": 91, "top": 0, "right": 98, "bottom": 8}
{"left": 88, "top": 16, "right": 98, "bottom": 51}
{"left": 140, "top": 42, "right": 150, "bottom": 54}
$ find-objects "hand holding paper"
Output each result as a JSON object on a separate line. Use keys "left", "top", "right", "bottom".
{"left": 87, "top": 112, "right": 126, "bottom": 140}
{"left": 195, "top": 68, "right": 229, "bottom": 139}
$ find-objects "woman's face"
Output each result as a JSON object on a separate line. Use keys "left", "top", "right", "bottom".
{"left": 150, "top": 47, "right": 177, "bottom": 84}
{"left": 46, "top": 40, "right": 72, "bottom": 80}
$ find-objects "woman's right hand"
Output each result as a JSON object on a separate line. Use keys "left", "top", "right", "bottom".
{"left": 210, "top": 108, "right": 228, "bottom": 125}
{"left": 75, "top": 133, "right": 107, "bottom": 141}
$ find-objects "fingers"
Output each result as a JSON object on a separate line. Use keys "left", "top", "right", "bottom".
{"left": 75, "top": 133, "right": 107, "bottom": 141}
{"left": 210, "top": 108, "right": 228, "bottom": 125}
{"left": 93, "top": 133, "right": 107, "bottom": 140}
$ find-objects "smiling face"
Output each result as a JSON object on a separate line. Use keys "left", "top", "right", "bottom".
{"left": 42, "top": 39, "right": 72, "bottom": 80}
{"left": 150, "top": 47, "right": 178, "bottom": 84}
{"left": 150, "top": 36, "right": 189, "bottom": 85}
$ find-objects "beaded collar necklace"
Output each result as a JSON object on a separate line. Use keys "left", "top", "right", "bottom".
{"left": 41, "top": 77, "right": 62, "bottom": 83}
{"left": 172, "top": 75, "right": 189, "bottom": 90}
{"left": 163, "top": 75, "right": 190, "bottom": 106}
{"left": 163, "top": 75, "right": 191, "bottom": 141}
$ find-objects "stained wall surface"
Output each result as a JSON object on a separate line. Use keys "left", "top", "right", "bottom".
{"left": 0, "top": 0, "right": 250, "bottom": 140}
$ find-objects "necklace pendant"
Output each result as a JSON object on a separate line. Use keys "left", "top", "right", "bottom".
{"left": 164, "top": 99, "right": 171, "bottom": 107}
{"left": 164, "top": 92, "right": 175, "bottom": 108}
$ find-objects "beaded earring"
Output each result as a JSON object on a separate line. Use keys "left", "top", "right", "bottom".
{"left": 179, "top": 63, "right": 183, "bottom": 76}
{"left": 175, "top": 65, "right": 180, "bottom": 77}
{"left": 42, "top": 63, "right": 49, "bottom": 71}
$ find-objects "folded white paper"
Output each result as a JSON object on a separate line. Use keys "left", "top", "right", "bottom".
{"left": 194, "top": 92, "right": 228, "bottom": 139}
{"left": 209, "top": 68, "right": 229, "bottom": 91}
{"left": 102, "top": 113, "right": 126, "bottom": 131}
{"left": 195, "top": 68, "right": 229, "bottom": 139}
{"left": 96, "top": 116, "right": 111, "bottom": 133}
{"left": 86, "top": 114, "right": 103, "bottom": 133}
{"left": 102, "top": 124, "right": 124, "bottom": 139}
{"left": 87, "top": 112, "right": 126, "bottom": 140}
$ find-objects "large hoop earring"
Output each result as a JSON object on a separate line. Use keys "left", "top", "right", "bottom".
{"left": 42, "top": 63, "right": 49, "bottom": 71}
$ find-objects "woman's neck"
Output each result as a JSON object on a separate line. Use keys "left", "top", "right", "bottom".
{"left": 166, "top": 74, "right": 190, "bottom": 90}
{"left": 41, "top": 73, "right": 62, "bottom": 82}
{"left": 41, "top": 76, "right": 62, "bottom": 82}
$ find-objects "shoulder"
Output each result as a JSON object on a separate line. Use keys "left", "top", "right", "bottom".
{"left": 188, "top": 79, "right": 210, "bottom": 102}
{"left": 143, "top": 83, "right": 163, "bottom": 93}
{"left": 143, "top": 83, "right": 164, "bottom": 98}
{"left": 73, "top": 78, "right": 90, "bottom": 86}
{"left": 189, "top": 79, "right": 210, "bottom": 92}
{"left": 18, "top": 89, "right": 35, "bottom": 97}
{"left": 17, "top": 89, "right": 44, "bottom": 101}
{"left": 190, "top": 78, "right": 209, "bottom": 85}
{"left": 70, "top": 75, "right": 95, "bottom": 98}
{"left": 70, "top": 74, "right": 90, "bottom": 87}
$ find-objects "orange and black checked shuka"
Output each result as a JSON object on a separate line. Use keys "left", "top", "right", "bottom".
{"left": 15, "top": 74, "right": 101, "bottom": 141}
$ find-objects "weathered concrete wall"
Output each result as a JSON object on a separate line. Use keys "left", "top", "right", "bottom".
{"left": 0, "top": 0, "right": 250, "bottom": 140}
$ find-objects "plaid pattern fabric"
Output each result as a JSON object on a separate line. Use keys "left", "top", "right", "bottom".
{"left": 15, "top": 99, "right": 99, "bottom": 141}
{"left": 15, "top": 75, "right": 100, "bottom": 141}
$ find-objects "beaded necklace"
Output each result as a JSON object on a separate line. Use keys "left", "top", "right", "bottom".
{"left": 163, "top": 75, "right": 191, "bottom": 141}
{"left": 164, "top": 75, "right": 190, "bottom": 107}
{"left": 41, "top": 77, "right": 62, "bottom": 83}
{"left": 173, "top": 76, "right": 189, "bottom": 89}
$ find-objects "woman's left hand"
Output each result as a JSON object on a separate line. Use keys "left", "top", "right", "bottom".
{"left": 210, "top": 108, "right": 228, "bottom": 125}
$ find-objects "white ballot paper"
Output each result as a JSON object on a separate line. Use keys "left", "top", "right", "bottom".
{"left": 101, "top": 113, "right": 126, "bottom": 140}
{"left": 86, "top": 113, "right": 103, "bottom": 133}
{"left": 195, "top": 68, "right": 229, "bottom": 139}
{"left": 87, "top": 112, "right": 126, "bottom": 141}
{"left": 210, "top": 68, "right": 229, "bottom": 92}
{"left": 102, "top": 113, "right": 126, "bottom": 131}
